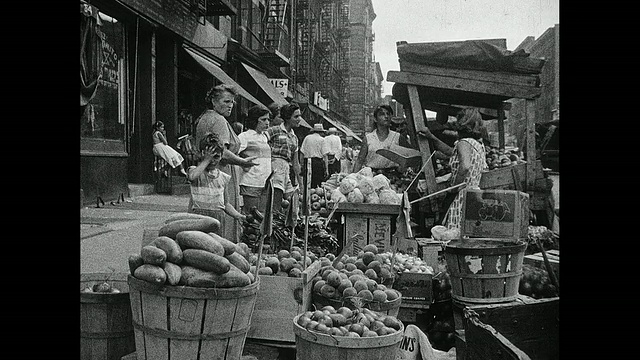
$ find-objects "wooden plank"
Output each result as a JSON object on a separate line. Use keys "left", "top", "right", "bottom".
{"left": 248, "top": 276, "right": 304, "bottom": 342}
{"left": 454, "top": 330, "right": 466, "bottom": 360}
{"left": 407, "top": 85, "right": 439, "bottom": 213}
{"left": 201, "top": 298, "right": 237, "bottom": 358}
{"left": 480, "top": 161, "right": 545, "bottom": 190}
{"left": 168, "top": 297, "right": 202, "bottom": 360}
{"left": 140, "top": 292, "right": 169, "bottom": 360}
{"left": 525, "top": 100, "right": 537, "bottom": 191}
{"left": 248, "top": 261, "right": 321, "bottom": 343}
{"left": 465, "top": 298, "right": 559, "bottom": 360}
{"left": 128, "top": 290, "right": 146, "bottom": 360}
{"left": 398, "top": 61, "right": 540, "bottom": 87}
{"left": 498, "top": 106, "right": 505, "bottom": 149}
{"left": 388, "top": 71, "right": 542, "bottom": 100}
{"left": 335, "top": 202, "right": 400, "bottom": 214}
{"left": 465, "top": 315, "right": 532, "bottom": 360}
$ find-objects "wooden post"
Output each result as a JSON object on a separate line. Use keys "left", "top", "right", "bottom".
{"left": 526, "top": 99, "right": 537, "bottom": 192}
{"left": 498, "top": 104, "right": 505, "bottom": 149}
{"left": 406, "top": 85, "right": 438, "bottom": 213}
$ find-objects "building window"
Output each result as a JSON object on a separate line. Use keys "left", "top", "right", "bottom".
{"left": 81, "top": 10, "right": 127, "bottom": 153}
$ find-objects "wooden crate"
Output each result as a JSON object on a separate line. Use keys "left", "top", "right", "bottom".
{"left": 479, "top": 161, "right": 547, "bottom": 190}
{"left": 247, "top": 260, "right": 322, "bottom": 343}
{"left": 393, "top": 272, "right": 432, "bottom": 308}
{"left": 461, "top": 189, "right": 530, "bottom": 239}
{"left": 397, "top": 307, "right": 419, "bottom": 323}
{"left": 416, "top": 238, "right": 444, "bottom": 272}
{"left": 461, "top": 295, "right": 559, "bottom": 360}
{"left": 335, "top": 203, "right": 400, "bottom": 255}
{"left": 524, "top": 249, "right": 559, "bottom": 281}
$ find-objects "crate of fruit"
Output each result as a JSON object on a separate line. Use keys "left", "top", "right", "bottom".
{"left": 392, "top": 253, "right": 434, "bottom": 309}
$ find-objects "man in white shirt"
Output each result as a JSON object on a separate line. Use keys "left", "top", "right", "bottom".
{"left": 300, "top": 123, "right": 328, "bottom": 189}
{"left": 322, "top": 127, "right": 343, "bottom": 176}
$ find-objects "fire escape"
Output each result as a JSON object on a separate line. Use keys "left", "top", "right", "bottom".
{"left": 257, "top": 0, "right": 290, "bottom": 67}
{"left": 295, "top": 0, "right": 350, "bottom": 118}
{"left": 336, "top": 0, "right": 350, "bottom": 121}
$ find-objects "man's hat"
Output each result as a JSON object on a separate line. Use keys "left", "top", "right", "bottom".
{"left": 328, "top": 127, "right": 339, "bottom": 134}
{"left": 310, "top": 123, "right": 326, "bottom": 133}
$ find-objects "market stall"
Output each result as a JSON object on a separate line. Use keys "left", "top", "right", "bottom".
{"left": 388, "top": 40, "right": 556, "bottom": 229}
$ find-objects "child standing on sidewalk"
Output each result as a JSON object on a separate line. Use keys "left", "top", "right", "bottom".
{"left": 187, "top": 133, "right": 246, "bottom": 230}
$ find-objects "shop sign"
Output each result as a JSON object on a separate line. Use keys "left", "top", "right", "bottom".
{"left": 269, "top": 78, "right": 288, "bottom": 97}
{"left": 314, "top": 92, "right": 330, "bottom": 111}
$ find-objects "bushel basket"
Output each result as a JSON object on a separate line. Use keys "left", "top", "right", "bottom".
{"left": 293, "top": 314, "right": 404, "bottom": 360}
{"left": 444, "top": 238, "right": 526, "bottom": 303}
{"left": 127, "top": 275, "right": 259, "bottom": 360}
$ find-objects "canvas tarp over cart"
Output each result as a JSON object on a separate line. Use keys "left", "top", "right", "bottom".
{"left": 386, "top": 40, "right": 553, "bottom": 224}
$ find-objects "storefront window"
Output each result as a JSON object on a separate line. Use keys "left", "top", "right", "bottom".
{"left": 81, "top": 10, "right": 126, "bottom": 152}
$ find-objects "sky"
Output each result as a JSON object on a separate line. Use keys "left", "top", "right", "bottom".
{"left": 371, "top": 0, "right": 560, "bottom": 97}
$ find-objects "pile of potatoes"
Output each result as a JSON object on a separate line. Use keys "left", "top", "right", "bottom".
{"left": 128, "top": 213, "right": 256, "bottom": 288}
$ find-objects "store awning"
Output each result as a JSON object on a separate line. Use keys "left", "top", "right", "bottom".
{"left": 184, "top": 47, "right": 265, "bottom": 107}
{"left": 322, "top": 115, "right": 362, "bottom": 142}
{"left": 241, "top": 63, "right": 289, "bottom": 107}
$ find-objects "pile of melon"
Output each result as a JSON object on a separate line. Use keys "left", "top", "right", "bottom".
{"left": 312, "top": 244, "right": 401, "bottom": 308}
{"left": 250, "top": 247, "right": 316, "bottom": 278}
{"left": 295, "top": 305, "right": 404, "bottom": 337}
{"left": 128, "top": 213, "right": 256, "bottom": 288}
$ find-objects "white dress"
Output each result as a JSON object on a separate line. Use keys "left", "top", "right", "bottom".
{"left": 152, "top": 131, "right": 184, "bottom": 168}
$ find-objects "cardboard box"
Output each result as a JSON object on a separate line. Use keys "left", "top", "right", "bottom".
{"left": 393, "top": 272, "right": 432, "bottom": 308}
{"left": 461, "top": 189, "right": 529, "bottom": 239}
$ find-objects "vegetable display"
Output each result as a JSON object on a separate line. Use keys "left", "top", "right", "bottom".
{"left": 296, "top": 305, "right": 404, "bottom": 337}
{"left": 518, "top": 263, "right": 558, "bottom": 299}
{"left": 311, "top": 244, "right": 400, "bottom": 307}
{"left": 127, "top": 213, "right": 257, "bottom": 288}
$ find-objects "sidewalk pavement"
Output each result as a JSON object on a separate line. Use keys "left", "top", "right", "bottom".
{"left": 80, "top": 193, "right": 190, "bottom": 274}
{"left": 80, "top": 192, "right": 290, "bottom": 360}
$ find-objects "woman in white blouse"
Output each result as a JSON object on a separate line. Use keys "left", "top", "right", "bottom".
{"left": 353, "top": 104, "right": 401, "bottom": 172}
{"left": 238, "top": 105, "right": 273, "bottom": 214}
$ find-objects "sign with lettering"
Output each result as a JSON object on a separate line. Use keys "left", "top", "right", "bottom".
{"left": 269, "top": 78, "right": 288, "bottom": 97}
{"left": 344, "top": 214, "right": 367, "bottom": 256}
{"left": 368, "top": 215, "right": 391, "bottom": 253}
{"left": 313, "top": 91, "right": 330, "bottom": 111}
{"left": 393, "top": 272, "right": 433, "bottom": 306}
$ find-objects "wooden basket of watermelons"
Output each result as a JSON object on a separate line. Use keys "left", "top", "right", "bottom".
{"left": 126, "top": 212, "right": 260, "bottom": 360}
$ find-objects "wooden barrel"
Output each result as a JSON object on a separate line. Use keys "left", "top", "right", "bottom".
{"left": 293, "top": 314, "right": 404, "bottom": 360}
{"left": 444, "top": 239, "right": 526, "bottom": 303}
{"left": 127, "top": 275, "right": 259, "bottom": 360}
{"left": 311, "top": 290, "right": 402, "bottom": 317}
{"left": 81, "top": 273, "right": 135, "bottom": 360}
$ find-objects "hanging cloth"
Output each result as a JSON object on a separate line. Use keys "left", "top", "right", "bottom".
{"left": 80, "top": 1, "right": 103, "bottom": 109}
